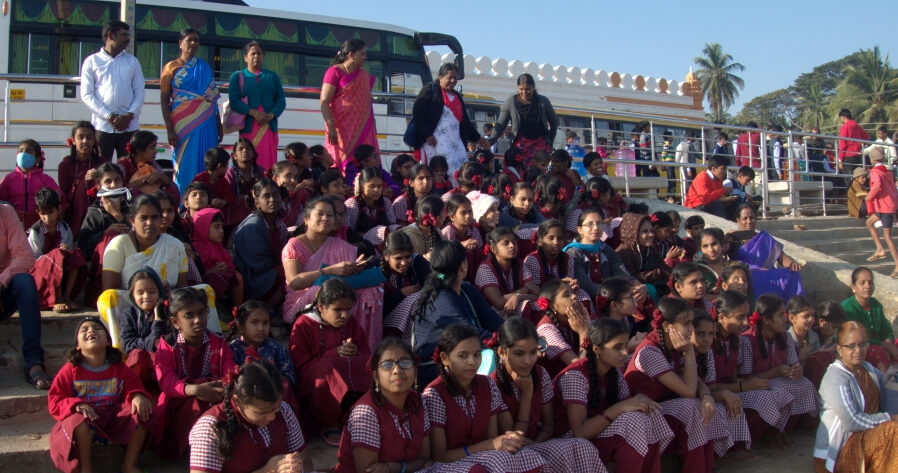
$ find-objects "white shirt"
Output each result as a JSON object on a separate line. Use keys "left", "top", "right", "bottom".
{"left": 80, "top": 48, "right": 145, "bottom": 133}
{"left": 864, "top": 138, "right": 897, "bottom": 162}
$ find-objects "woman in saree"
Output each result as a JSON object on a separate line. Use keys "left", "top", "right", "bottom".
{"left": 281, "top": 196, "right": 384, "bottom": 349}
{"left": 728, "top": 204, "right": 804, "bottom": 302}
{"left": 320, "top": 39, "right": 379, "bottom": 171}
{"left": 161, "top": 28, "right": 222, "bottom": 195}
{"left": 814, "top": 321, "right": 898, "bottom": 473}
{"left": 227, "top": 40, "right": 286, "bottom": 169}
{"left": 101, "top": 194, "right": 189, "bottom": 291}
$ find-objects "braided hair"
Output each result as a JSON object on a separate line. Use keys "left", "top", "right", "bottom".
{"left": 403, "top": 163, "right": 433, "bottom": 213}
{"left": 534, "top": 175, "right": 565, "bottom": 218}
{"left": 536, "top": 219, "right": 568, "bottom": 279}
{"left": 486, "top": 227, "right": 520, "bottom": 295}
{"left": 584, "top": 318, "right": 627, "bottom": 409}
{"left": 692, "top": 310, "right": 714, "bottom": 380}
{"left": 434, "top": 324, "right": 480, "bottom": 396}
{"left": 214, "top": 361, "right": 284, "bottom": 460}
{"left": 577, "top": 177, "right": 612, "bottom": 211}
{"left": 654, "top": 297, "right": 692, "bottom": 363}
{"left": 712, "top": 290, "right": 749, "bottom": 358}
{"left": 66, "top": 121, "right": 101, "bottom": 167}
{"left": 415, "top": 240, "right": 466, "bottom": 322}
{"left": 494, "top": 317, "right": 540, "bottom": 396}
{"left": 414, "top": 195, "right": 444, "bottom": 256}
{"left": 503, "top": 147, "right": 525, "bottom": 174}
{"left": 753, "top": 294, "right": 786, "bottom": 360}
{"left": 231, "top": 299, "right": 269, "bottom": 341}
{"left": 457, "top": 161, "right": 486, "bottom": 193}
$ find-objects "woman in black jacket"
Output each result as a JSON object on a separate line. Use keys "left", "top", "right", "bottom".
{"left": 412, "top": 63, "right": 487, "bottom": 174}
{"left": 488, "top": 73, "right": 558, "bottom": 166}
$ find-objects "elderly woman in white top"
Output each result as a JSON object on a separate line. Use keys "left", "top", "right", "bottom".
{"left": 814, "top": 321, "right": 898, "bottom": 473}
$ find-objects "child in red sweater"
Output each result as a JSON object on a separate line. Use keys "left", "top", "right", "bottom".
{"left": 48, "top": 316, "right": 153, "bottom": 473}
{"left": 683, "top": 155, "right": 736, "bottom": 219}
{"left": 192, "top": 147, "right": 236, "bottom": 211}
{"left": 28, "top": 188, "right": 86, "bottom": 312}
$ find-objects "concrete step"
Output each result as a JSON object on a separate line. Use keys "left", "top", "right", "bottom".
{"left": 757, "top": 216, "right": 861, "bottom": 232}
{"left": 768, "top": 226, "right": 871, "bottom": 242}
{"left": 0, "top": 311, "right": 88, "bottom": 380}
{"left": 0, "top": 381, "right": 48, "bottom": 420}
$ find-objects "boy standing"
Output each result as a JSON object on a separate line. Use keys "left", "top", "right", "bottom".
{"left": 864, "top": 147, "right": 898, "bottom": 278}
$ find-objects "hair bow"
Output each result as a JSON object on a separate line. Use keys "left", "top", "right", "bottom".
{"left": 406, "top": 209, "right": 416, "bottom": 224}
{"left": 125, "top": 142, "right": 132, "bottom": 155}
{"left": 581, "top": 340, "right": 591, "bottom": 350}
{"left": 749, "top": 312, "right": 762, "bottom": 326}
{"left": 534, "top": 190, "right": 542, "bottom": 203}
{"left": 453, "top": 170, "right": 461, "bottom": 181}
{"left": 222, "top": 364, "right": 241, "bottom": 386}
{"left": 537, "top": 297, "right": 551, "bottom": 311}
{"left": 478, "top": 154, "right": 489, "bottom": 165}
{"left": 483, "top": 244, "right": 491, "bottom": 256}
{"left": 436, "top": 272, "right": 447, "bottom": 281}
{"left": 420, "top": 213, "right": 437, "bottom": 227}
{"left": 595, "top": 295, "right": 610, "bottom": 312}
{"left": 591, "top": 189, "right": 600, "bottom": 199}
{"left": 66, "top": 138, "right": 74, "bottom": 147}
{"left": 163, "top": 300, "right": 170, "bottom": 308}
{"left": 472, "top": 175, "right": 484, "bottom": 187}
{"left": 432, "top": 347, "right": 442, "bottom": 364}
{"left": 231, "top": 306, "right": 239, "bottom": 319}
{"left": 484, "top": 332, "right": 499, "bottom": 349}
{"left": 404, "top": 178, "right": 410, "bottom": 186}
{"left": 487, "top": 184, "right": 496, "bottom": 195}
{"left": 650, "top": 214, "right": 660, "bottom": 223}
{"left": 708, "top": 304, "right": 719, "bottom": 321}
{"left": 667, "top": 275, "right": 676, "bottom": 289}
{"left": 503, "top": 185, "right": 512, "bottom": 200}
{"left": 651, "top": 309, "right": 665, "bottom": 330}
{"left": 557, "top": 187, "right": 568, "bottom": 201}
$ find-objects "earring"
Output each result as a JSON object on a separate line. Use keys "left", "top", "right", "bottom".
{"left": 413, "top": 381, "right": 419, "bottom": 392}
{"left": 374, "top": 382, "right": 381, "bottom": 393}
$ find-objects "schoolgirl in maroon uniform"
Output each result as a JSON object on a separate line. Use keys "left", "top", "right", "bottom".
{"left": 381, "top": 232, "right": 428, "bottom": 322}
{"left": 564, "top": 178, "right": 619, "bottom": 246}
{"left": 624, "top": 298, "right": 719, "bottom": 473}
{"left": 522, "top": 219, "right": 576, "bottom": 293}
{"left": 489, "top": 318, "right": 606, "bottom": 473}
{"left": 441, "top": 161, "right": 486, "bottom": 203}
{"left": 442, "top": 194, "right": 483, "bottom": 283}
{"left": 468, "top": 190, "right": 500, "bottom": 244}
{"left": 500, "top": 147, "right": 526, "bottom": 185}
{"left": 534, "top": 279, "right": 594, "bottom": 378}
{"left": 740, "top": 294, "right": 818, "bottom": 434}
{"left": 533, "top": 175, "right": 568, "bottom": 221}
{"left": 690, "top": 311, "right": 752, "bottom": 459}
{"left": 477, "top": 227, "right": 536, "bottom": 317}
{"left": 188, "top": 361, "right": 310, "bottom": 473}
{"left": 345, "top": 166, "right": 396, "bottom": 236}
{"left": 555, "top": 318, "right": 673, "bottom": 473}
{"left": 224, "top": 138, "right": 265, "bottom": 227}
{"left": 154, "top": 287, "right": 236, "bottom": 458}
{"left": 599, "top": 277, "right": 651, "bottom": 352}
{"left": 49, "top": 317, "right": 154, "bottom": 473}
{"left": 392, "top": 163, "right": 434, "bottom": 225}
{"left": 289, "top": 279, "right": 369, "bottom": 446}
{"left": 270, "top": 161, "right": 307, "bottom": 228}
{"left": 428, "top": 155, "right": 452, "bottom": 196}
{"left": 119, "top": 268, "right": 167, "bottom": 394}
{"left": 57, "top": 121, "right": 108, "bottom": 235}
{"left": 422, "top": 324, "right": 547, "bottom": 473}
{"left": 499, "top": 182, "right": 544, "bottom": 230}
{"left": 651, "top": 212, "right": 689, "bottom": 269}
{"left": 669, "top": 262, "right": 715, "bottom": 312}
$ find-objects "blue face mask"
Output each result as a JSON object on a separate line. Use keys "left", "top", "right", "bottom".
{"left": 16, "top": 152, "right": 36, "bottom": 169}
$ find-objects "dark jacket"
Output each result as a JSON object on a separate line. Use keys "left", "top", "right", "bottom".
{"left": 120, "top": 306, "right": 167, "bottom": 354}
{"left": 78, "top": 203, "right": 128, "bottom": 256}
{"left": 488, "top": 93, "right": 558, "bottom": 145}
{"left": 566, "top": 245, "right": 633, "bottom": 298}
{"left": 615, "top": 213, "right": 670, "bottom": 287}
{"left": 411, "top": 83, "right": 480, "bottom": 149}
{"left": 232, "top": 212, "right": 278, "bottom": 299}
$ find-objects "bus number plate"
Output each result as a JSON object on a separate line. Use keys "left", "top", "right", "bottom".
{"left": 10, "top": 89, "right": 25, "bottom": 101}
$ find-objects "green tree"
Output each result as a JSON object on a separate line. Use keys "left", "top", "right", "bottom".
{"left": 734, "top": 88, "right": 796, "bottom": 128}
{"left": 831, "top": 47, "right": 898, "bottom": 126}
{"left": 694, "top": 43, "right": 745, "bottom": 123}
{"left": 795, "top": 81, "right": 827, "bottom": 130}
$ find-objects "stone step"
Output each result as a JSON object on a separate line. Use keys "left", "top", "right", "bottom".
{"left": 757, "top": 216, "right": 861, "bottom": 232}
{"left": 767, "top": 226, "right": 871, "bottom": 242}
{"left": 0, "top": 311, "right": 87, "bottom": 380}
{"left": 0, "top": 382, "right": 48, "bottom": 420}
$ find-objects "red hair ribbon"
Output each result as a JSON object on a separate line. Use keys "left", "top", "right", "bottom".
{"left": 483, "top": 244, "right": 491, "bottom": 256}
{"left": 244, "top": 345, "right": 262, "bottom": 362}
{"left": 708, "top": 304, "right": 719, "bottom": 321}
{"left": 487, "top": 184, "right": 496, "bottom": 195}
{"left": 163, "top": 300, "right": 170, "bottom": 308}
{"left": 594, "top": 295, "right": 610, "bottom": 311}
{"left": 591, "top": 189, "right": 600, "bottom": 199}
{"left": 228, "top": 318, "right": 237, "bottom": 331}
{"left": 557, "top": 187, "right": 568, "bottom": 201}
{"left": 503, "top": 185, "right": 512, "bottom": 200}
{"left": 530, "top": 230, "right": 540, "bottom": 244}
{"left": 715, "top": 277, "right": 723, "bottom": 290}
{"left": 484, "top": 332, "right": 499, "bottom": 349}
{"left": 404, "top": 178, "right": 410, "bottom": 186}
{"left": 453, "top": 170, "right": 461, "bottom": 181}
{"left": 651, "top": 309, "right": 665, "bottom": 330}
{"left": 431, "top": 347, "right": 442, "bottom": 365}
{"left": 231, "top": 306, "right": 239, "bottom": 319}
{"left": 534, "top": 190, "right": 542, "bottom": 203}
{"left": 66, "top": 138, "right": 74, "bottom": 147}
{"left": 749, "top": 312, "right": 762, "bottom": 326}
{"left": 222, "top": 364, "right": 240, "bottom": 386}
{"left": 581, "top": 340, "right": 591, "bottom": 350}
{"left": 420, "top": 213, "right": 437, "bottom": 227}
{"left": 667, "top": 275, "right": 676, "bottom": 289}
{"left": 472, "top": 175, "right": 483, "bottom": 187}
{"left": 650, "top": 214, "right": 660, "bottom": 223}
{"left": 364, "top": 358, "right": 375, "bottom": 374}
{"left": 478, "top": 154, "right": 489, "bottom": 165}
{"left": 537, "top": 297, "right": 551, "bottom": 311}
{"left": 406, "top": 209, "right": 416, "bottom": 224}
{"left": 125, "top": 142, "right": 132, "bottom": 155}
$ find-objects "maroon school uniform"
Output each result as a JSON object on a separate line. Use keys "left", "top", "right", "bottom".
{"left": 48, "top": 362, "right": 151, "bottom": 473}
{"left": 490, "top": 365, "right": 606, "bottom": 473}
{"left": 442, "top": 224, "right": 483, "bottom": 283}
{"left": 554, "top": 359, "right": 672, "bottom": 473}
{"left": 57, "top": 154, "right": 108, "bottom": 236}
{"left": 536, "top": 311, "right": 596, "bottom": 379}
{"left": 289, "top": 312, "right": 370, "bottom": 429}
{"left": 335, "top": 391, "right": 428, "bottom": 473}
{"left": 741, "top": 325, "right": 818, "bottom": 419}
{"left": 345, "top": 196, "right": 394, "bottom": 234}
{"left": 422, "top": 375, "right": 547, "bottom": 473}
{"left": 699, "top": 350, "right": 748, "bottom": 456}
{"left": 625, "top": 332, "right": 715, "bottom": 473}
{"left": 281, "top": 188, "right": 311, "bottom": 228}
{"left": 189, "top": 400, "right": 304, "bottom": 473}
{"left": 29, "top": 222, "right": 86, "bottom": 309}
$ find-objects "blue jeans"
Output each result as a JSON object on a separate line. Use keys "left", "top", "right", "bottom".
{"left": 1, "top": 273, "right": 44, "bottom": 372}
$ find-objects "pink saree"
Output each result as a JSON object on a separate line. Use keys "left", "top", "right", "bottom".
{"left": 242, "top": 104, "right": 278, "bottom": 169}
{"left": 323, "top": 66, "right": 380, "bottom": 171}
{"left": 281, "top": 236, "right": 383, "bottom": 349}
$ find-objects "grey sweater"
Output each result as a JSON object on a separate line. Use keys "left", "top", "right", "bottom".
{"left": 814, "top": 359, "right": 892, "bottom": 472}
{"left": 489, "top": 94, "right": 558, "bottom": 145}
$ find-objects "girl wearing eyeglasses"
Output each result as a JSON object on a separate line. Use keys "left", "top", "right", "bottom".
{"left": 814, "top": 321, "right": 898, "bottom": 473}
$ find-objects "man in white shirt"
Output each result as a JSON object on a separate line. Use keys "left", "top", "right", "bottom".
{"left": 675, "top": 131, "right": 697, "bottom": 193}
{"left": 864, "top": 126, "right": 896, "bottom": 164}
{"left": 80, "top": 20, "right": 145, "bottom": 160}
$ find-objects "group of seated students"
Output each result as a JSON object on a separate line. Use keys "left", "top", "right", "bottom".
{"left": 6, "top": 125, "right": 898, "bottom": 473}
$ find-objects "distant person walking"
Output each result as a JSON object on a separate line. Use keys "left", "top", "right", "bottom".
{"left": 838, "top": 109, "right": 870, "bottom": 174}
{"left": 863, "top": 147, "right": 898, "bottom": 278}
{"left": 228, "top": 41, "right": 285, "bottom": 169}
{"left": 161, "top": 28, "right": 222, "bottom": 194}
{"left": 80, "top": 20, "right": 144, "bottom": 161}
{"left": 320, "top": 39, "right": 379, "bottom": 171}
{"left": 488, "top": 73, "right": 558, "bottom": 166}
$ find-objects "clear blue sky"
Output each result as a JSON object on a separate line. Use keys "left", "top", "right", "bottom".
{"left": 248, "top": 0, "right": 895, "bottom": 115}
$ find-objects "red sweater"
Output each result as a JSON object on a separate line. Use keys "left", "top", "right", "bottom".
{"left": 193, "top": 171, "right": 237, "bottom": 205}
{"left": 48, "top": 361, "right": 148, "bottom": 421}
{"left": 684, "top": 170, "right": 726, "bottom": 208}
{"left": 838, "top": 119, "right": 870, "bottom": 159}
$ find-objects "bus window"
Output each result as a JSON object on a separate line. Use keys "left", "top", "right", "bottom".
{"left": 302, "top": 55, "right": 331, "bottom": 87}
{"left": 136, "top": 41, "right": 163, "bottom": 79}
{"left": 12, "top": 33, "right": 52, "bottom": 74}
{"left": 219, "top": 47, "right": 245, "bottom": 82}
{"left": 264, "top": 50, "right": 300, "bottom": 86}
{"left": 389, "top": 71, "right": 422, "bottom": 95}
{"left": 387, "top": 34, "right": 419, "bottom": 57}
{"left": 363, "top": 61, "right": 385, "bottom": 92}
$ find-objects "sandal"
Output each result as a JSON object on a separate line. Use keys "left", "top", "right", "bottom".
{"left": 25, "top": 365, "right": 51, "bottom": 390}
{"left": 890, "top": 271, "right": 898, "bottom": 280}
{"left": 53, "top": 302, "right": 72, "bottom": 313}
{"left": 320, "top": 428, "right": 341, "bottom": 447}
{"left": 866, "top": 253, "right": 888, "bottom": 262}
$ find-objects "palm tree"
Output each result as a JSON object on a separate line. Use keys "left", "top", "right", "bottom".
{"left": 832, "top": 46, "right": 898, "bottom": 126}
{"left": 797, "top": 81, "right": 828, "bottom": 130}
{"left": 694, "top": 43, "right": 745, "bottom": 123}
